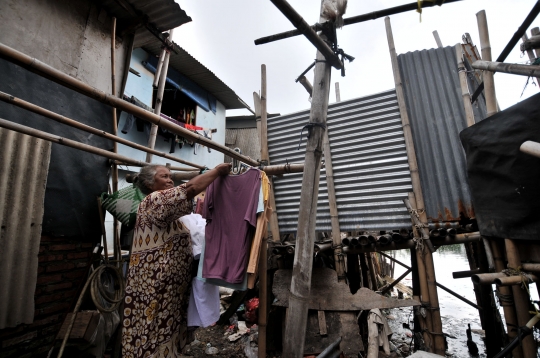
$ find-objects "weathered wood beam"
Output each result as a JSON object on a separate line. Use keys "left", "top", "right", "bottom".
{"left": 255, "top": 0, "right": 462, "bottom": 45}
{"left": 267, "top": 0, "right": 343, "bottom": 70}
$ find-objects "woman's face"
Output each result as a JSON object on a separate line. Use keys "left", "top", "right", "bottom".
{"left": 150, "top": 167, "right": 174, "bottom": 192}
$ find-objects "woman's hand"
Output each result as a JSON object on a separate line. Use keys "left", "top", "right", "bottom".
{"left": 215, "top": 163, "right": 232, "bottom": 176}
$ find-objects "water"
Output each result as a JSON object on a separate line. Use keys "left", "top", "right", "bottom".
{"left": 388, "top": 244, "right": 539, "bottom": 357}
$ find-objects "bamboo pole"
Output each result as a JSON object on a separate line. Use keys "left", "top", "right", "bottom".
{"left": 0, "top": 42, "right": 259, "bottom": 166}
{"left": 505, "top": 239, "right": 536, "bottom": 357}
{"left": 0, "top": 117, "right": 178, "bottom": 168}
{"left": 110, "top": 17, "right": 121, "bottom": 265}
{"left": 476, "top": 11, "right": 498, "bottom": 117}
{"left": 153, "top": 47, "right": 167, "bottom": 88}
{"left": 521, "top": 33, "right": 540, "bottom": 85}
{"left": 260, "top": 66, "right": 281, "bottom": 243}
{"left": 258, "top": 230, "right": 268, "bottom": 358}
{"left": 335, "top": 82, "right": 340, "bottom": 102}
{"left": 385, "top": 17, "right": 435, "bottom": 253}
{"left": 455, "top": 44, "right": 476, "bottom": 127}
{"left": 147, "top": 29, "right": 174, "bottom": 163}
{"left": 282, "top": 2, "right": 332, "bottom": 355}
{"left": 407, "top": 193, "right": 433, "bottom": 352}
{"left": 472, "top": 60, "right": 540, "bottom": 78}
{"left": 0, "top": 91, "right": 204, "bottom": 169}
{"left": 490, "top": 240, "right": 523, "bottom": 358}
{"left": 342, "top": 232, "right": 481, "bottom": 253}
{"left": 115, "top": 161, "right": 195, "bottom": 172}
{"left": 432, "top": 31, "right": 443, "bottom": 48}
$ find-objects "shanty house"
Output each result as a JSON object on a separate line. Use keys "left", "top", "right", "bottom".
{"left": 0, "top": 0, "right": 247, "bottom": 356}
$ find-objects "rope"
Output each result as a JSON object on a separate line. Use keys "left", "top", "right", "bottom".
{"left": 495, "top": 289, "right": 514, "bottom": 306}
{"left": 297, "top": 122, "right": 326, "bottom": 150}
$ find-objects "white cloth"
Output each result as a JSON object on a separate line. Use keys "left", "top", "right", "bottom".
{"left": 180, "top": 213, "right": 206, "bottom": 258}
{"left": 187, "top": 278, "right": 220, "bottom": 328}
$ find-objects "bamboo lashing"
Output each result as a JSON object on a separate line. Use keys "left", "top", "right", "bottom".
{"left": 521, "top": 33, "right": 540, "bottom": 85}
{"left": 0, "top": 42, "right": 259, "bottom": 166}
{"left": 0, "top": 91, "right": 204, "bottom": 169}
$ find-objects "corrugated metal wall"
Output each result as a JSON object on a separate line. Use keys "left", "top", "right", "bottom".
{"left": 398, "top": 46, "right": 486, "bottom": 222}
{"left": 0, "top": 128, "right": 51, "bottom": 328}
{"left": 267, "top": 90, "right": 413, "bottom": 233}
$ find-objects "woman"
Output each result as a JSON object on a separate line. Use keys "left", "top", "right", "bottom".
{"left": 122, "top": 163, "right": 231, "bottom": 358}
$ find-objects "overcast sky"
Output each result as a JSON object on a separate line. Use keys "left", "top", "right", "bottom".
{"left": 174, "top": 0, "right": 540, "bottom": 117}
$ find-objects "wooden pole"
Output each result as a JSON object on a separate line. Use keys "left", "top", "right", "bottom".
{"left": 147, "top": 29, "right": 174, "bottom": 163}
{"left": 0, "top": 42, "right": 259, "bottom": 165}
{"left": 455, "top": 44, "right": 476, "bottom": 127}
{"left": 521, "top": 33, "right": 540, "bottom": 85}
{"left": 490, "top": 240, "right": 523, "bottom": 358}
{"left": 283, "top": 2, "right": 332, "bottom": 356}
{"left": 476, "top": 11, "right": 498, "bottom": 117}
{"left": 0, "top": 91, "right": 204, "bottom": 169}
{"left": 254, "top": 0, "right": 463, "bottom": 45}
{"left": 110, "top": 17, "right": 121, "bottom": 264}
{"left": 260, "top": 65, "right": 269, "bottom": 164}
{"left": 505, "top": 239, "right": 536, "bottom": 357}
{"left": 268, "top": 0, "right": 343, "bottom": 70}
{"left": 432, "top": 31, "right": 443, "bottom": 48}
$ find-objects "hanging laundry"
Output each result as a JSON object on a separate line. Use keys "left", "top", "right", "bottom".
{"left": 202, "top": 168, "right": 261, "bottom": 284}
{"left": 180, "top": 214, "right": 220, "bottom": 328}
{"left": 121, "top": 96, "right": 152, "bottom": 135}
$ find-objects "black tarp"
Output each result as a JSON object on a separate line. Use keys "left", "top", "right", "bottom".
{"left": 460, "top": 92, "right": 540, "bottom": 240}
{"left": 0, "top": 58, "right": 113, "bottom": 241}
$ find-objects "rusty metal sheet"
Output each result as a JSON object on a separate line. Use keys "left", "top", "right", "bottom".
{"left": 0, "top": 128, "right": 51, "bottom": 329}
{"left": 397, "top": 46, "right": 488, "bottom": 222}
{"left": 272, "top": 268, "right": 420, "bottom": 311}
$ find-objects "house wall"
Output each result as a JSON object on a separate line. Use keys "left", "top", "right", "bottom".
{"left": 0, "top": 0, "right": 128, "bottom": 355}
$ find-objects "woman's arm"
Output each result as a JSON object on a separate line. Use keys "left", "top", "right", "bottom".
{"left": 184, "top": 163, "right": 231, "bottom": 200}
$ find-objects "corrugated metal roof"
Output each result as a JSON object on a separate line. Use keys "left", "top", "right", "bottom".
{"left": 143, "top": 40, "right": 248, "bottom": 110}
{"left": 267, "top": 90, "right": 413, "bottom": 233}
{"left": 0, "top": 128, "right": 51, "bottom": 328}
{"left": 95, "top": 0, "right": 192, "bottom": 48}
{"left": 397, "top": 45, "right": 487, "bottom": 222}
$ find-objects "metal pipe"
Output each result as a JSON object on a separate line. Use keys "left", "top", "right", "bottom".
{"left": 268, "top": 0, "right": 343, "bottom": 70}
{"left": 452, "top": 268, "right": 481, "bottom": 279}
{"left": 0, "top": 91, "right": 204, "bottom": 169}
{"left": 472, "top": 60, "right": 540, "bottom": 78}
{"left": 0, "top": 42, "right": 259, "bottom": 166}
{"left": 495, "top": 274, "right": 538, "bottom": 287}
{"left": 0, "top": 117, "right": 167, "bottom": 168}
{"left": 520, "top": 140, "right": 540, "bottom": 159}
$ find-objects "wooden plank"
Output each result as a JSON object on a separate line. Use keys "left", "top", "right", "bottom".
{"left": 317, "top": 311, "right": 327, "bottom": 336}
{"left": 273, "top": 268, "right": 420, "bottom": 311}
{"left": 56, "top": 311, "right": 100, "bottom": 341}
{"left": 381, "top": 275, "right": 413, "bottom": 297}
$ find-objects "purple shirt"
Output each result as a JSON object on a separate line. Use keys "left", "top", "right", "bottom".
{"left": 202, "top": 169, "right": 261, "bottom": 284}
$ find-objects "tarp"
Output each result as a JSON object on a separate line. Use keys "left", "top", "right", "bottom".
{"left": 144, "top": 56, "right": 217, "bottom": 114}
{"left": 460, "top": 92, "right": 540, "bottom": 240}
{"left": 0, "top": 58, "right": 112, "bottom": 241}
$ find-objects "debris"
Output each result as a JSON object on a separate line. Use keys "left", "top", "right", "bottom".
{"left": 204, "top": 346, "right": 219, "bottom": 355}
